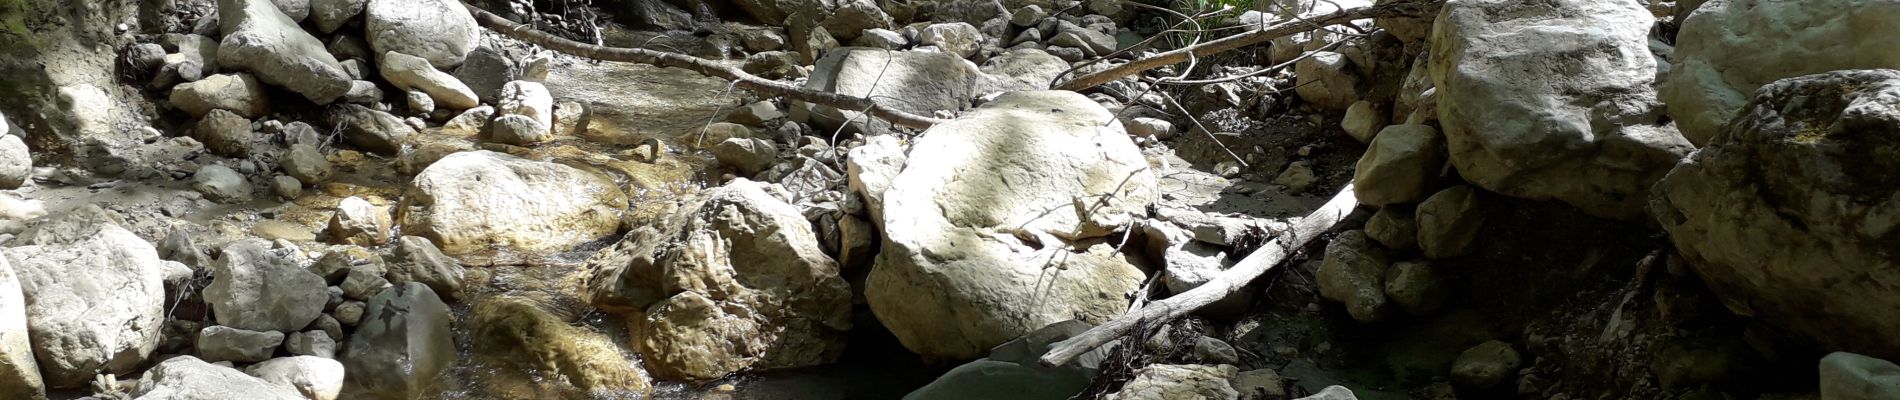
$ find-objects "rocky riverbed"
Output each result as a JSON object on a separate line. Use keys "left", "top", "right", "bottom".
{"left": 0, "top": 0, "right": 1898, "bottom": 399}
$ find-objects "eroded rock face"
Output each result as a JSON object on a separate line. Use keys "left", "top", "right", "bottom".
{"left": 797, "top": 48, "right": 982, "bottom": 135}
{"left": 1430, "top": 0, "right": 1692, "bottom": 219}
{"left": 0, "top": 256, "right": 43, "bottom": 399}
{"left": 217, "top": 0, "right": 353, "bottom": 104}
{"left": 3, "top": 221, "right": 164, "bottom": 389}
{"left": 1650, "top": 69, "right": 1900, "bottom": 359}
{"left": 364, "top": 0, "right": 479, "bottom": 69}
{"left": 398, "top": 151, "right": 627, "bottom": 256}
{"left": 867, "top": 91, "right": 1152, "bottom": 360}
{"left": 1662, "top": 0, "right": 1900, "bottom": 145}
{"left": 583, "top": 179, "right": 850, "bottom": 380}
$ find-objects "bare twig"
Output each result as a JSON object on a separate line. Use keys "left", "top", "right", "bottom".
{"left": 460, "top": 1, "right": 946, "bottom": 129}
{"left": 1039, "top": 182, "right": 1362, "bottom": 367}
{"left": 1054, "top": 0, "right": 1432, "bottom": 91}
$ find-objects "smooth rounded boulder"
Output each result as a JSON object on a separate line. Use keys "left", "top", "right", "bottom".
{"left": 216, "top": 0, "right": 353, "bottom": 104}
{"left": 204, "top": 240, "right": 330, "bottom": 333}
{"left": 365, "top": 0, "right": 480, "bottom": 69}
{"left": 867, "top": 91, "right": 1153, "bottom": 360}
{"left": 398, "top": 151, "right": 627, "bottom": 257}
{"left": 1651, "top": 69, "right": 1900, "bottom": 360}
{"left": 1430, "top": 0, "right": 1692, "bottom": 219}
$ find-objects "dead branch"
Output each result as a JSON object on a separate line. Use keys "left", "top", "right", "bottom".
{"left": 1038, "top": 182, "right": 1362, "bottom": 367}
{"left": 1054, "top": 0, "right": 1436, "bottom": 92}
{"left": 460, "top": 2, "right": 946, "bottom": 130}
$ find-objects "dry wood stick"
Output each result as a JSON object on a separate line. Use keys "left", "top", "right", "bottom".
{"left": 460, "top": 2, "right": 946, "bottom": 129}
{"left": 1039, "top": 182, "right": 1361, "bottom": 367}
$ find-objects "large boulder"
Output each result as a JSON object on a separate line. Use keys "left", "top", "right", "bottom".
{"left": 980, "top": 48, "right": 1068, "bottom": 94}
{"left": 217, "top": 0, "right": 353, "bottom": 104}
{"left": 364, "top": 0, "right": 480, "bottom": 68}
{"left": 339, "top": 283, "right": 455, "bottom": 400}
{"left": 1429, "top": 0, "right": 1693, "bottom": 219}
{"left": 0, "top": 257, "right": 43, "bottom": 400}
{"left": 796, "top": 48, "right": 983, "bottom": 135}
{"left": 867, "top": 91, "right": 1153, "bottom": 360}
{"left": 129, "top": 356, "right": 305, "bottom": 400}
{"left": 398, "top": 151, "right": 627, "bottom": 256}
{"left": 1650, "top": 69, "right": 1900, "bottom": 359}
{"left": 1662, "top": 0, "right": 1900, "bottom": 145}
{"left": 3, "top": 222, "right": 165, "bottom": 388}
{"left": 582, "top": 179, "right": 850, "bottom": 380}
{"left": 204, "top": 241, "right": 330, "bottom": 333}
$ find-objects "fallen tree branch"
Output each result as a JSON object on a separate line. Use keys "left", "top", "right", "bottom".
{"left": 1054, "top": 0, "right": 1435, "bottom": 92}
{"left": 1039, "top": 182, "right": 1362, "bottom": 367}
{"left": 460, "top": 2, "right": 946, "bottom": 129}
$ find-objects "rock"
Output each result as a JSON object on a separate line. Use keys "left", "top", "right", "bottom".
{"left": 272, "top": 175, "right": 302, "bottom": 199}
{"left": 281, "top": 142, "right": 332, "bottom": 184}
{"left": 270, "top": 0, "right": 311, "bottom": 21}
{"left": 385, "top": 236, "right": 465, "bottom": 302}
{"left": 4, "top": 222, "right": 165, "bottom": 388}
{"left": 165, "top": 33, "right": 223, "bottom": 73}
{"left": 341, "top": 264, "right": 391, "bottom": 301}
{"left": 123, "top": 43, "right": 167, "bottom": 79}
{"left": 129, "top": 356, "right": 304, "bottom": 400}
{"left": 1820, "top": 352, "right": 1900, "bottom": 400}
{"left": 0, "top": 256, "right": 43, "bottom": 399}
{"left": 867, "top": 91, "right": 1152, "bottom": 359}
{"left": 218, "top": 0, "right": 353, "bottom": 103}
{"left": 333, "top": 301, "right": 365, "bottom": 325}
{"left": 1383, "top": 261, "right": 1447, "bottom": 316}
{"left": 497, "top": 80, "right": 553, "bottom": 128}
{"left": 1233, "top": 369, "right": 1284, "bottom": 400}
{"left": 852, "top": 28, "right": 908, "bottom": 49}
{"left": 1363, "top": 205, "right": 1417, "bottom": 250}
{"left": 1298, "top": 385, "right": 1359, "bottom": 400}
{"left": 466, "top": 297, "right": 654, "bottom": 395}
{"left": 364, "top": 0, "right": 479, "bottom": 68}
{"left": 713, "top": 137, "right": 779, "bottom": 176}
{"left": 788, "top": 17, "right": 840, "bottom": 65}
{"left": 1431, "top": 0, "right": 1691, "bottom": 219}
{"left": 404, "top": 91, "right": 434, "bottom": 115}
{"left": 1295, "top": 51, "right": 1360, "bottom": 110}
{"left": 582, "top": 179, "right": 850, "bottom": 379}
{"left": 1049, "top": 22, "right": 1115, "bottom": 57}
{"left": 486, "top": 114, "right": 546, "bottom": 145}
{"left": 905, "top": 320, "right": 1107, "bottom": 400}
{"left": 1353, "top": 124, "right": 1445, "bottom": 206}
{"left": 1318, "top": 230, "right": 1391, "bottom": 323}
{"left": 0, "top": 136, "right": 28, "bottom": 190}
{"left": 206, "top": 240, "right": 330, "bottom": 332}
{"left": 343, "top": 80, "right": 381, "bottom": 104}
{"left": 917, "top": 22, "right": 983, "bottom": 58}
{"left": 821, "top": 0, "right": 893, "bottom": 42}
{"left": 1416, "top": 185, "right": 1483, "bottom": 259}
{"left": 798, "top": 48, "right": 981, "bottom": 134}
{"left": 453, "top": 47, "right": 518, "bottom": 104}
{"left": 1104, "top": 364, "right": 1240, "bottom": 400}
{"left": 197, "top": 325, "right": 284, "bottom": 363}
{"left": 196, "top": 109, "right": 253, "bottom": 157}
{"left": 398, "top": 151, "right": 627, "bottom": 256}
{"left": 1451, "top": 340, "right": 1522, "bottom": 389}
{"left": 1341, "top": 101, "right": 1385, "bottom": 143}
{"left": 285, "top": 331, "right": 337, "bottom": 358}
{"left": 379, "top": 51, "right": 478, "bottom": 111}
{"left": 728, "top": 101, "right": 786, "bottom": 127}
{"left": 846, "top": 134, "right": 906, "bottom": 225}
{"left": 1011, "top": 5, "right": 1046, "bottom": 26}
{"left": 979, "top": 48, "right": 1068, "bottom": 94}
{"left": 1147, "top": 222, "right": 1249, "bottom": 317}
{"left": 1273, "top": 161, "right": 1318, "bottom": 192}
{"left": 311, "top": 0, "right": 365, "bottom": 33}
{"left": 331, "top": 104, "right": 414, "bottom": 155}
{"left": 741, "top": 29, "right": 787, "bottom": 52}
{"left": 1125, "top": 117, "right": 1173, "bottom": 140}
{"left": 441, "top": 106, "right": 493, "bottom": 137}
{"left": 327, "top": 196, "right": 390, "bottom": 245}
{"left": 340, "top": 283, "right": 454, "bottom": 399}
{"left": 247, "top": 356, "right": 345, "bottom": 400}
{"left": 171, "top": 73, "right": 269, "bottom": 118}
{"left": 1663, "top": 0, "right": 1900, "bottom": 146}
{"left": 743, "top": 50, "right": 805, "bottom": 79}
{"left": 1650, "top": 69, "right": 1900, "bottom": 359}
{"left": 194, "top": 164, "right": 253, "bottom": 203}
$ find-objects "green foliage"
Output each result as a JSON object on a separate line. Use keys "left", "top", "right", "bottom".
{"left": 0, "top": 0, "right": 30, "bottom": 36}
